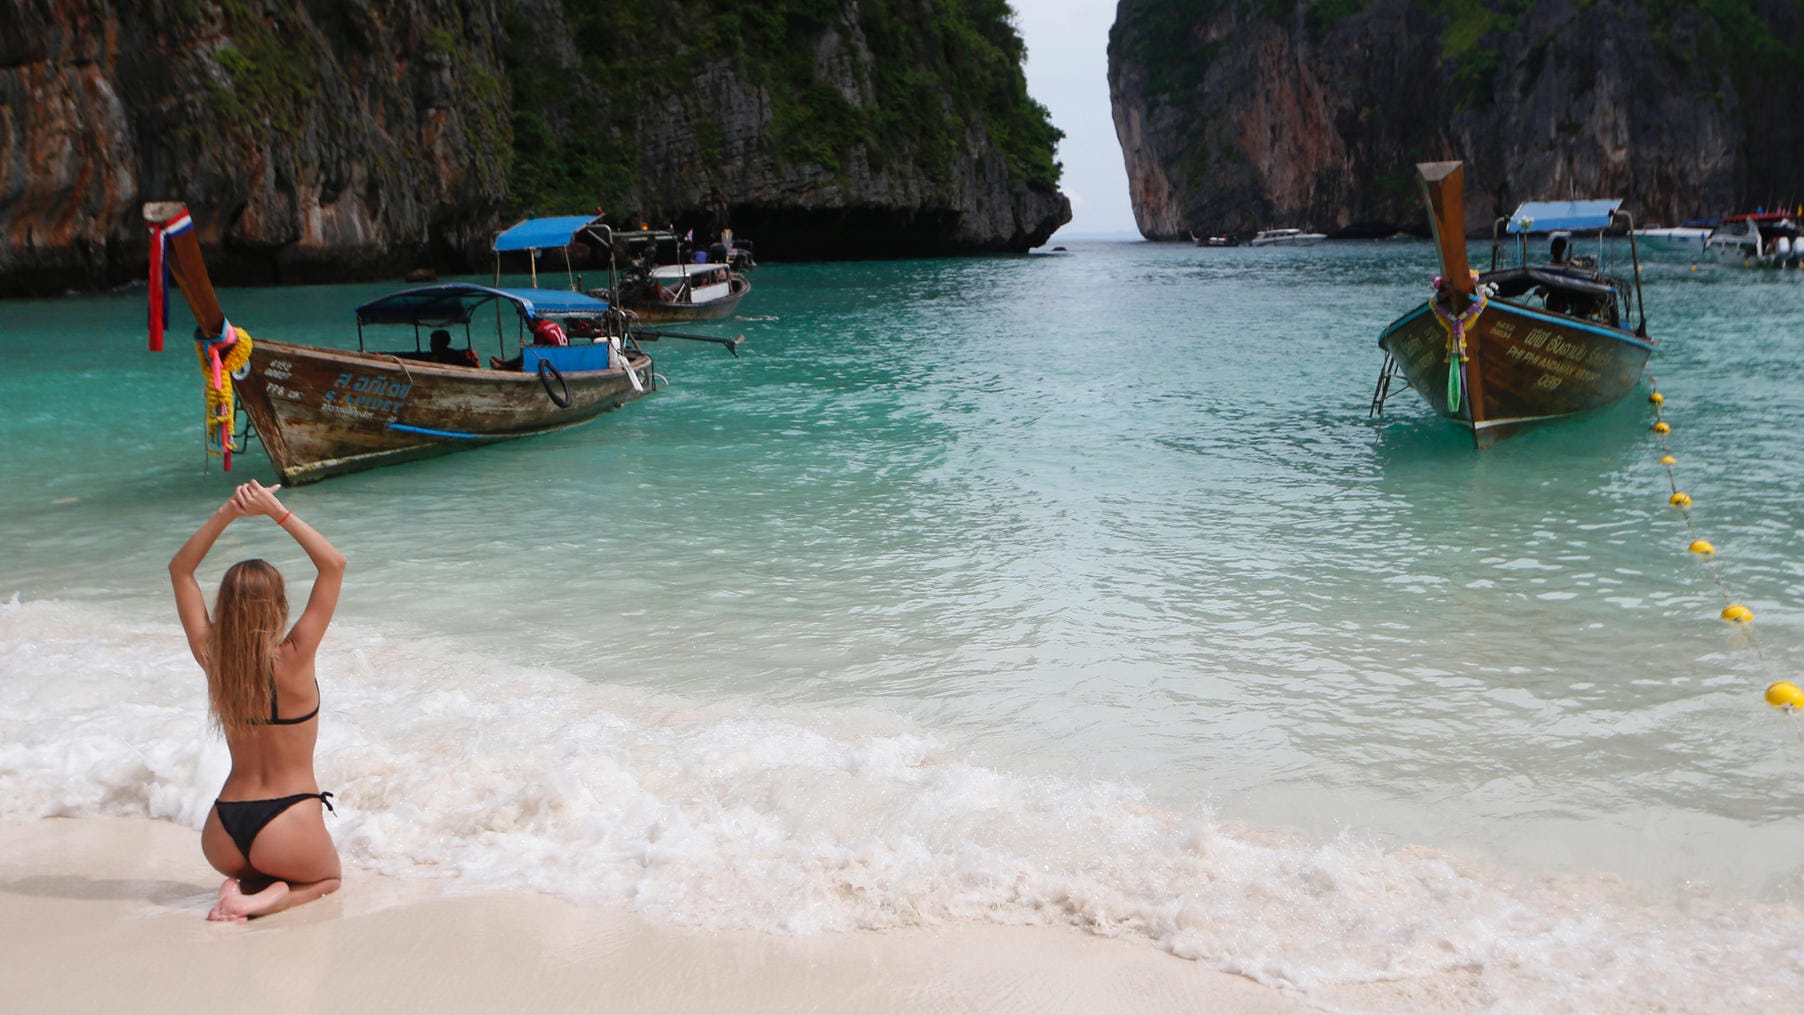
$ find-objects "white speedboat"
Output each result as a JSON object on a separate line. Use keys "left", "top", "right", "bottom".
{"left": 1703, "top": 213, "right": 1802, "bottom": 267}
{"left": 1633, "top": 223, "right": 1713, "bottom": 254}
{"left": 1248, "top": 227, "right": 1327, "bottom": 247}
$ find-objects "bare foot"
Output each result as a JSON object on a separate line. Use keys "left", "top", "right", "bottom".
{"left": 206, "top": 878, "right": 238, "bottom": 922}
{"left": 208, "top": 877, "right": 290, "bottom": 923}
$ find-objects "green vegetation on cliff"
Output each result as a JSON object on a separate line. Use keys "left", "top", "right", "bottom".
{"left": 1118, "top": 0, "right": 1804, "bottom": 114}
{"left": 173, "top": 0, "right": 512, "bottom": 205}
{"left": 1415, "top": 0, "right": 1804, "bottom": 110}
{"left": 1110, "top": 0, "right": 1804, "bottom": 236}
{"left": 501, "top": 0, "right": 1062, "bottom": 217}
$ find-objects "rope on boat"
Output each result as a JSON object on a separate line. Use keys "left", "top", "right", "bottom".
{"left": 1645, "top": 379, "right": 1798, "bottom": 711}
{"left": 380, "top": 354, "right": 415, "bottom": 385}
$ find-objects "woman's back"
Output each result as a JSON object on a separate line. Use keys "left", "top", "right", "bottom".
{"left": 219, "top": 646, "right": 321, "bottom": 794}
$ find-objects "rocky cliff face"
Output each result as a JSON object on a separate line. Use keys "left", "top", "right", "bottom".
{"left": 500, "top": 0, "right": 1070, "bottom": 262}
{"left": 0, "top": 0, "right": 1068, "bottom": 295}
{"left": 0, "top": 0, "right": 514, "bottom": 292}
{"left": 1109, "top": 0, "right": 1804, "bottom": 240}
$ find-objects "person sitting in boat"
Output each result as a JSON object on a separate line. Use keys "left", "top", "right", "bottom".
{"left": 531, "top": 318, "right": 568, "bottom": 347}
{"left": 1549, "top": 233, "right": 1569, "bottom": 265}
{"left": 488, "top": 317, "right": 568, "bottom": 371}
{"left": 427, "top": 329, "right": 477, "bottom": 367}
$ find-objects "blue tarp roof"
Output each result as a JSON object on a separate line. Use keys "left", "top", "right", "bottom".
{"left": 492, "top": 216, "right": 604, "bottom": 253}
{"left": 355, "top": 284, "right": 610, "bottom": 325}
{"left": 1506, "top": 200, "right": 1624, "bottom": 234}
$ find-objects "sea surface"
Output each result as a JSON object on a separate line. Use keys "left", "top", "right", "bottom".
{"left": 4, "top": 239, "right": 1803, "bottom": 1009}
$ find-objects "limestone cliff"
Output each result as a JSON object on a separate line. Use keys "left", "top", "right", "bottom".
{"left": 0, "top": 0, "right": 513, "bottom": 292}
{"left": 499, "top": 0, "right": 1068, "bottom": 261}
{"left": 1109, "top": 0, "right": 1804, "bottom": 240}
{"left": 0, "top": 0, "right": 1068, "bottom": 295}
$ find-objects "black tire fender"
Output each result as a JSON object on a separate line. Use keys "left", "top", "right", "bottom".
{"left": 537, "top": 359, "right": 571, "bottom": 407}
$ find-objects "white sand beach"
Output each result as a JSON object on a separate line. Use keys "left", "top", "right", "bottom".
{"left": 0, "top": 817, "right": 1310, "bottom": 1014}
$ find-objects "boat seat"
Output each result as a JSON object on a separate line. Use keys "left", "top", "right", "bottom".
{"left": 1483, "top": 265, "right": 1621, "bottom": 326}
{"left": 1482, "top": 265, "right": 1616, "bottom": 301}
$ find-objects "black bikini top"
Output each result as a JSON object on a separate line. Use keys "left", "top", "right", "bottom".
{"left": 258, "top": 680, "right": 320, "bottom": 726}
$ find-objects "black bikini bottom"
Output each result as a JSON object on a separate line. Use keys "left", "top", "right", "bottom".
{"left": 214, "top": 791, "right": 336, "bottom": 858}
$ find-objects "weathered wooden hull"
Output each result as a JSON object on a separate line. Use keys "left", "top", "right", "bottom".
{"left": 236, "top": 339, "right": 654, "bottom": 484}
{"left": 1378, "top": 299, "right": 1654, "bottom": 448}
{"left": 617, "top": 275, "right": 749, "bottom": 323}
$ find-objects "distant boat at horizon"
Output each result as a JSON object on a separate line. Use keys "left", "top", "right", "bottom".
{"left": 1702, "top": 212, "right": 1802, "bottom": 267}
{"left": 1633, "top": 222, "right": 1713, "bottom": 254}
{"left": 1190, "top": 230, "right": 1237, "bottom": 247}
{"left": 1247, "top": 228, "right": 1326, "bottom": 247}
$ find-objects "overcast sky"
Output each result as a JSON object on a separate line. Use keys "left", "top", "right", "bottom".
{"left": 1014, "top": 0, "right": 1140, "bottom": 238}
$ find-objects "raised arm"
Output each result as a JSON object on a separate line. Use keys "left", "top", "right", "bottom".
{"left": 236, "top": 481, "right": 347, "bottom": 656}
{"left": 170, "top": 491, "right": 258, "bottom": 665}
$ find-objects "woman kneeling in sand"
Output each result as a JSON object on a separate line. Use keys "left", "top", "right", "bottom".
{"left": 170, "top": 480, "right": 347, "bottom": 922}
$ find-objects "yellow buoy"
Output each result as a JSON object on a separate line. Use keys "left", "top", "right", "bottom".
{"left": 1653, "top": 421, "right": 1671, "bottom": 434}
{"left": 1689, "top": 539, "right": 1715, "bottom": 555}
{"left": 1649, "top": 392, "right": 1664, "bottom": 405}
{"left": 1722, "top": 604, "right": 1754, "bottom": 623}
{"left": 1765, "top": 682, "right": 1804, "bottom": 709}
{"left": 1659, "top": 455, "right": 1676, "bottom": 465}
{"left": 1669, "top": 492, "right": 1691, "bottom": 507}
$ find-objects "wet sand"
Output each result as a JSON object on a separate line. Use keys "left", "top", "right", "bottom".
{"left": 0, "top": 817, "right": 1308, "bottom": 1014}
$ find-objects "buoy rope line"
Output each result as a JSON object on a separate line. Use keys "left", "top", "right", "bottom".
{"left": 1646, "top": 379, "right": 1800, "bottom": 711}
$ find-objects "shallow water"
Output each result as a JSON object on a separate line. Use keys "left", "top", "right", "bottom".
{"left": 3, "top": 240, "right": 1802, "bottom": 1007}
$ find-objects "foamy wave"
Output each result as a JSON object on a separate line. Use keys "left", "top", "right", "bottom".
{"left": 2, "top": 596, "right": 1801, "bottom": 1009}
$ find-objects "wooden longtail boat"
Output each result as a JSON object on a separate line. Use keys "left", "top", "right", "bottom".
{"left": 612, "top": 260, "right": 751, "bottom": 323}
{"left": 600, "top": 229, "right": 751, "bottom": 324}
{"left": 1371, "top": 162, "right": 1656, "bottom": 448}
{"left": 490, "top": 218, "right": 752, "bottom": 325}
{"left": 145, "top": 202, "right": 662, "bottom": 485}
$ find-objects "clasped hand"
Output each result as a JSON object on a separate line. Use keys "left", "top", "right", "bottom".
{"left": 227, "top": 479, "right": 286, "bottom": 519}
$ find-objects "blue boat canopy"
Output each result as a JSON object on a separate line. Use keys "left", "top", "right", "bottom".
{"left": 492, "top": 215, "right": 606, "bottom": 253}
{"left": 1506, "top": 200, "right": 1624, "bottom": 234}
{"left": 355, "top": 284, "right": 611, "bottom": 326}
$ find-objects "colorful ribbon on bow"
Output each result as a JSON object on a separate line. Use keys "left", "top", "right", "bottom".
{"left": 1430, "top": 271, "right": 1490, "bottom": 413}
{"left": 146, "top": 210, "right": 192, "bottom": 352}
{"left": 194, "top": 319, "right": 253, "bottom": 472}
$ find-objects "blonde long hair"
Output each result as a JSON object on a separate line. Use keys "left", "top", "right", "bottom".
{"left": 207, "top": 559, "right": 289, "bottom": 735}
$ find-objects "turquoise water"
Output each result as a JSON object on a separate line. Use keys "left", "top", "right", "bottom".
{"left": 4, "top": 240, "right": 1803, "bottom": 1006}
